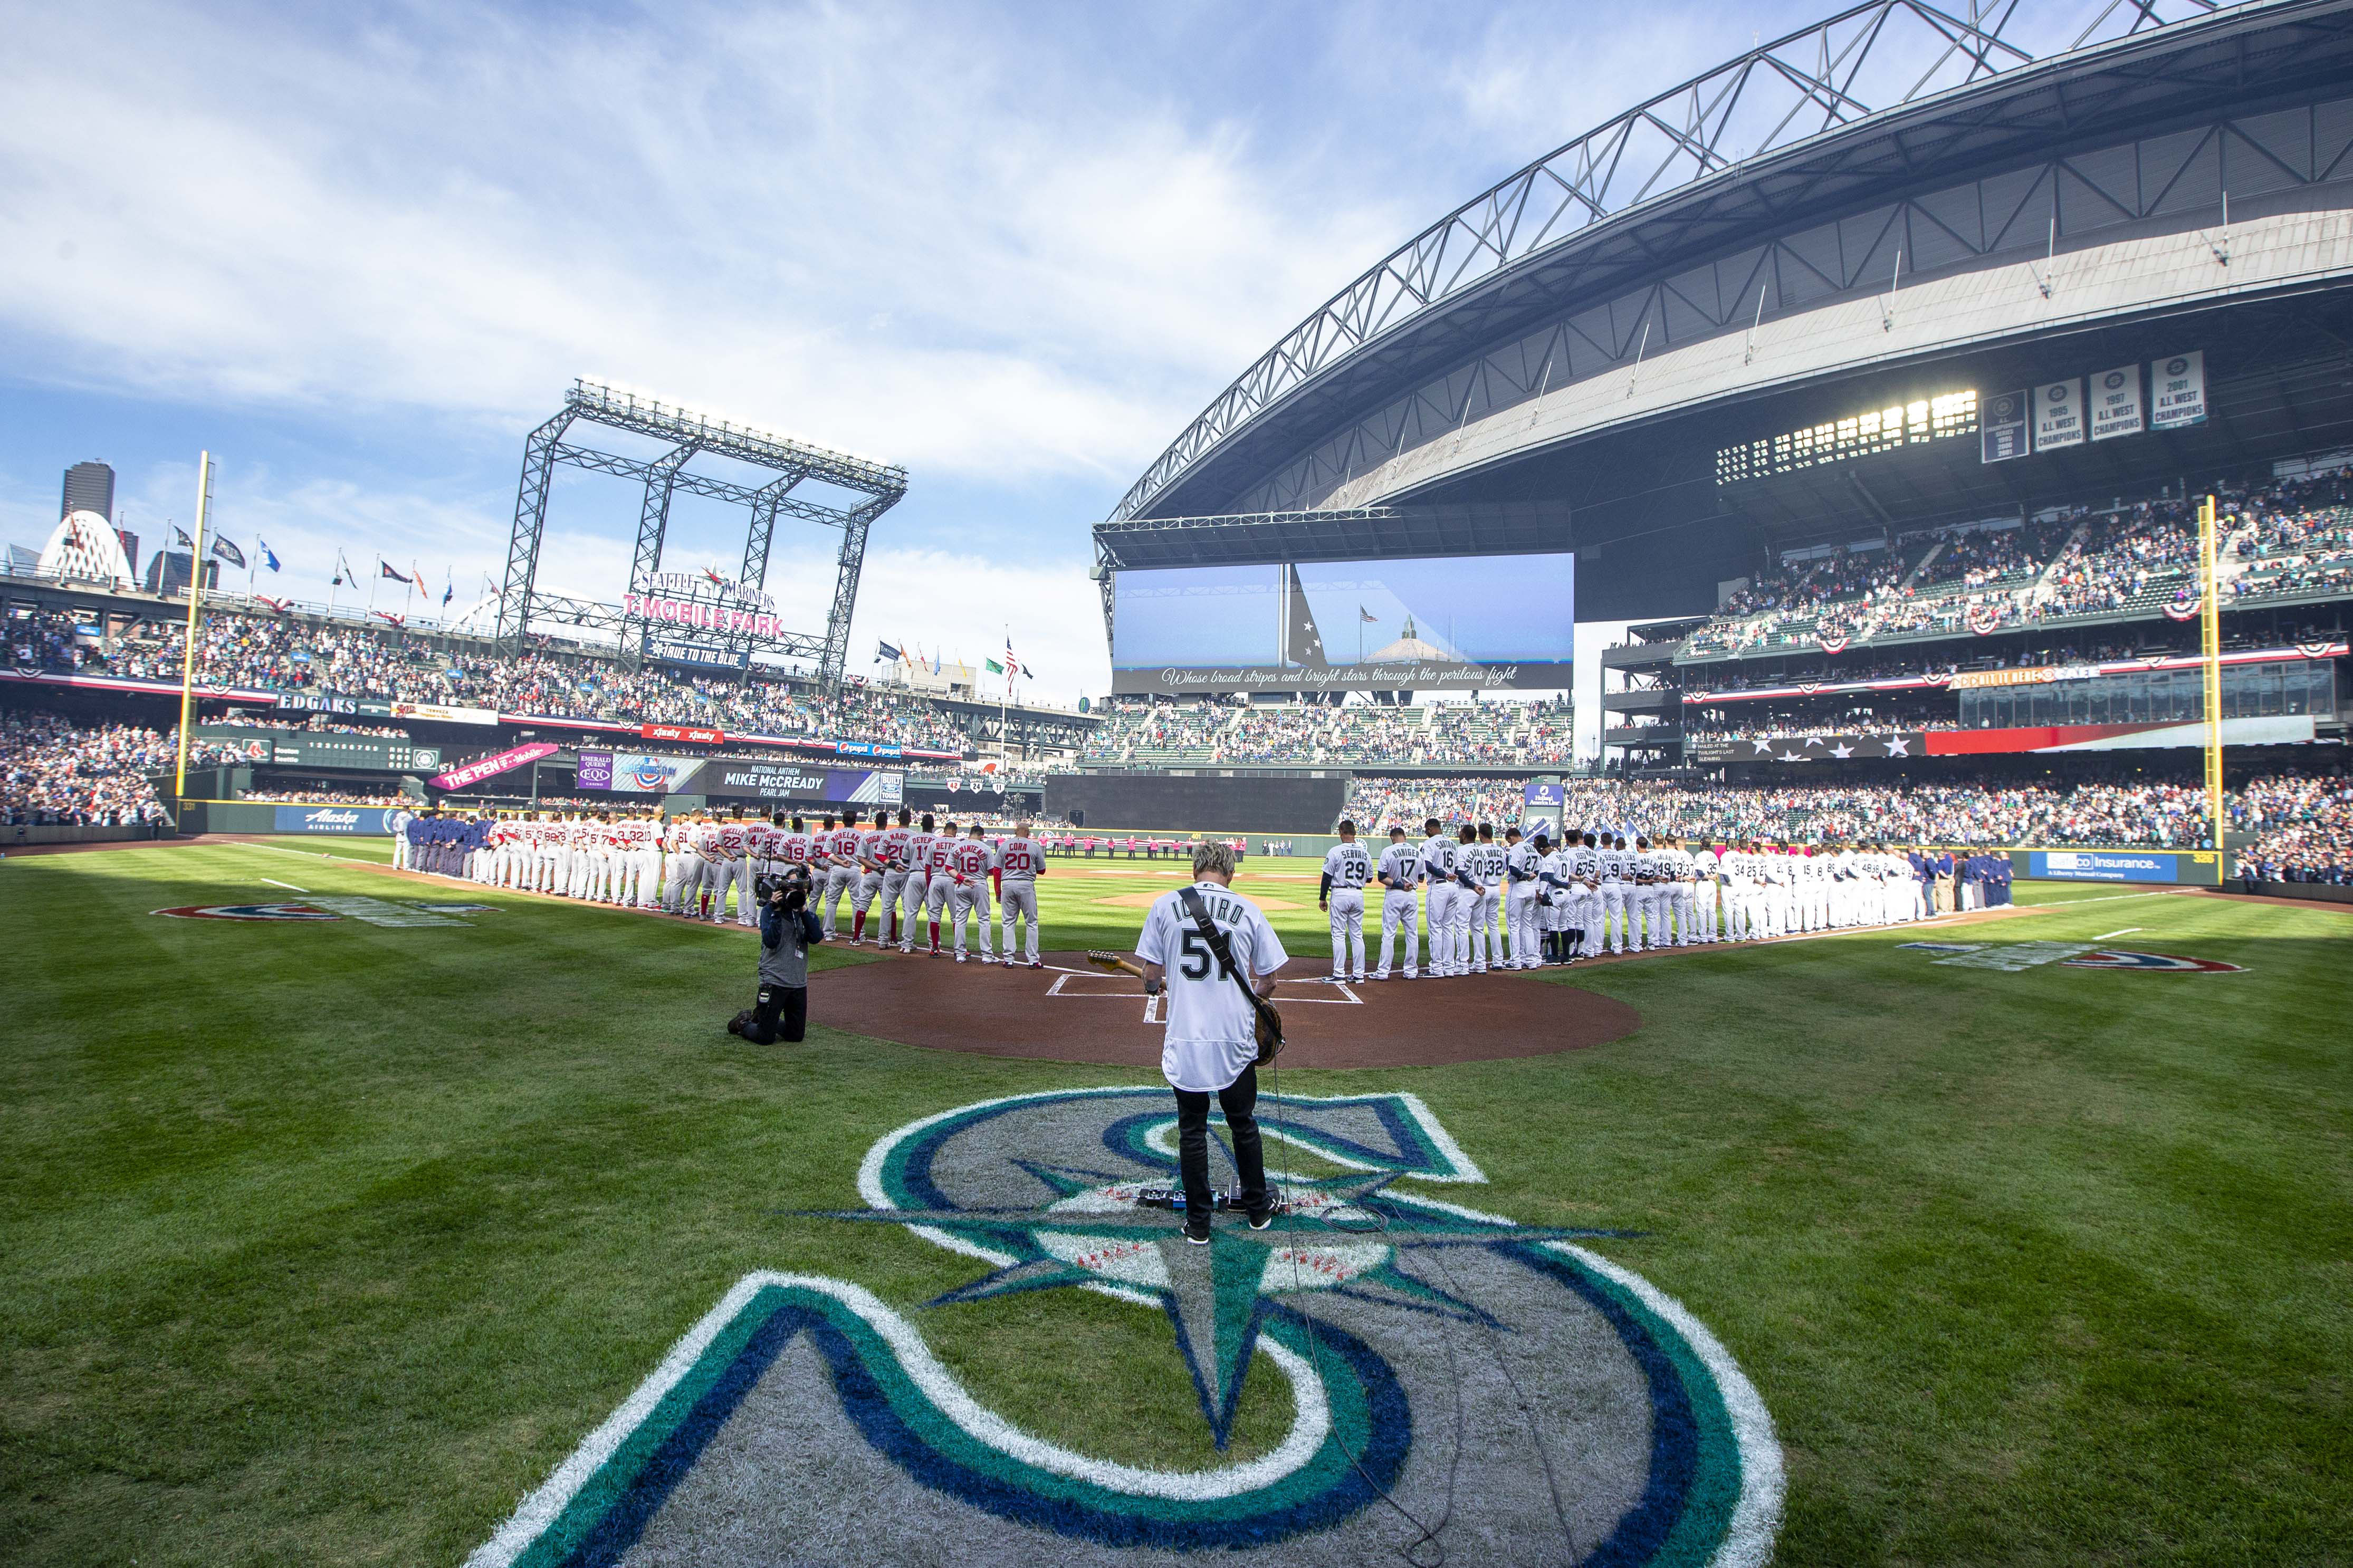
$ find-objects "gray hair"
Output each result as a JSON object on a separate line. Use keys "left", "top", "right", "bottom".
{"left": 1192, "top": 840, "right": 1237, "bottom": 879}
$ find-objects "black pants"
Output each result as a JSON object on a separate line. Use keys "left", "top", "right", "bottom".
{"left": 1174, "top": 1066, "right": 1267, "bottom": 1219}
{"left": 742, "top": 983, "right": 807, "bottom": 1044}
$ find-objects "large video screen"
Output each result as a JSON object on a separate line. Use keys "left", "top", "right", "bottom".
{"left": 1111, "top": 551, "right": 1574, "bottom": 694}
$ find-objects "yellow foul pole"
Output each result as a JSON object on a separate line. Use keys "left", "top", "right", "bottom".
{"left": 2199, "top": 494, "right": 2222, "bottom": 850}
{"left": 173, "top": 451, "right": 214, "bottom": 796}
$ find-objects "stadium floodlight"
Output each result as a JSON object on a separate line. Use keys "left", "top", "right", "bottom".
{"left": 496, "top": 380, "right": 907, "bottom": 683}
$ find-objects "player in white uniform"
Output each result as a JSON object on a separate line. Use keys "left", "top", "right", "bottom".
{"left": 1597, "top": 838, "right": 1629, "bottom": 954}
{"left": 1500, "top": 827, "right": 1539, "bottom": 970}
{"left": 996, "top": 821, "right": 1047, "bottom": 967}
{"left": 819, "top": 812, "right": 862, "bottom": 937}
{"left": 1318, "top": 820, "right": 1372, "bottom": 983}
{"left": 1629, "top": 840, "right": 1661, "bottom": 952}
{"left": 922, "top": 820, "right": 959, "bottom": 955}
{"left": 900, "top": 814, "right": 935, "bottom": 954}
{"left": 1418, "top": 820, "right": 1464, "bottom": 978}
{"left": 1371, "top": 826, "right": 1423, "bottom": 980}
{"left": 946, "top": 822, "right": 997, "bottom": 963}
{"left": 1529, "top": 832, "right": 1567, "bottom": 964}
{"left": 877, "top": 809, "right": 914, "bottom": 950}
{"left": 387, "top": 805, "right": 414, "bottom": 869}
{"left": 1687, "top": 841, "right": 1720, "bottom": 942}
{"left": 1132, "top": 840, "right": 1285, "bottom": 1240}
{"left": 1468, "top": 824, "right": 1506, "bottom": 974}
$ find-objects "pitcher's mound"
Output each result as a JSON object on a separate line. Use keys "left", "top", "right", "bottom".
{"left": 814, "top": 951, "right": 1640, "bottom": 1067}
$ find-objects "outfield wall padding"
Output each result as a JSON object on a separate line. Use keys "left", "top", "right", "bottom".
{"left": 1044, "top": 773, "right": 1347, "bottom": 834}
{"left": 3, "top": 823, "right": 171, "bottom": 848}
{"left": 2237, "top": 879, "right": 2353, "bottom": 905}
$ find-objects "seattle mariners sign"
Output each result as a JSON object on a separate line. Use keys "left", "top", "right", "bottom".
{"left": 468, "top": 1088, "right": 1780, "bottom": 1566}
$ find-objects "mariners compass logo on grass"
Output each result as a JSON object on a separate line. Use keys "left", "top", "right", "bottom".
{"left": 468, "top": 1088, "right": 1782, "bottom": 1567}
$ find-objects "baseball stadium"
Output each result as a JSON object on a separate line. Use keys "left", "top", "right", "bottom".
{"left": 6, "top": 3, "right": 2353, "bottom": 1565}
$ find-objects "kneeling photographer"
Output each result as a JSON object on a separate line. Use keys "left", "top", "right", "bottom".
{"left": 730, "top": 864, "right": 825, "bottom": 1044}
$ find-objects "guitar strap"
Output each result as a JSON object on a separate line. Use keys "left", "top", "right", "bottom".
{"left": 1176, "top": 886, "right": 1281, "bottom": 1050}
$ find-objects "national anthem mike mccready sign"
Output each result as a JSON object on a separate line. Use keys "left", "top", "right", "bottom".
{"left": 576, "top": 750, "right": 903, "bottom": 805}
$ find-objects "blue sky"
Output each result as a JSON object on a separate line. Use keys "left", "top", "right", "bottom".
{"left": 1, "top": 0, "right": 1811, "bottom": 707}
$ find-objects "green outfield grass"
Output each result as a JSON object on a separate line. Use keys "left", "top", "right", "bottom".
{"left": 2, "top": 840, "right": 2348, "bottom": 1565}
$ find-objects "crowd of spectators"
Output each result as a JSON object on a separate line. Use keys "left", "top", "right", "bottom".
{"left": 1, "top": 711, "right": 200, "bottom": 825}
{"left": 1684, "top": 468, "right": 2353, "bottom": 658}
{"left": 2233, "top": 767, "right": 2353, "bottom": 882}
{"left": 1085, "top": 696, "right": 1574, "bottom": 767}
{"left": 1345, "top": 771, "right": 2221, "bottom": 849}
{"left": 240, "top": 788, "right": 412, "bottom": 806}
{"left": 25, "top": 609, "right": 977, "bottom": 754}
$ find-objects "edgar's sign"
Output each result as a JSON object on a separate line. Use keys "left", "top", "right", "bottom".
{"left": 468, "top": 1088, "right": 1781, "bottom": 1566}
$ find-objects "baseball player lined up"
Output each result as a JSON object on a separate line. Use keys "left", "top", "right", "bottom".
{"left": 900, "top": 814, "right": 936, "bottom": 954}
{"left": 996, "top": 821, "right": 1047, "bottom": 968}
{"left": 922, "top": 820, "right": 960, "bottom": 955}
{"left": 1317, "top": 819, "right": 1372, "bottom": 983}
{"left": 1372, "top": 825, "right": 1425, "bottom": 980}
{"left": 946, "top": 822, "right": 998, "bottom": 964}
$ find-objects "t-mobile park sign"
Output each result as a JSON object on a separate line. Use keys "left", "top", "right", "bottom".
{"left": 624, "top": 592, "right": 787, "bottom": 639}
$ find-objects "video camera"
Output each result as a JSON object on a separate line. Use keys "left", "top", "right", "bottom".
{"left": 755, "top": 865, "right": 812, "bottom": 912}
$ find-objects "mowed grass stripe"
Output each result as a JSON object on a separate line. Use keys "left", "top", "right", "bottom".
{"left": 1, "top": 846, "right": 2347, "bottom": 1565}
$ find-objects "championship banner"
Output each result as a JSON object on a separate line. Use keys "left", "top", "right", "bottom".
{"left": 640, "top": 723, "right": 724, "bottom": 746}
{"left": 2033, "top": 378, "right": 2083, "bottom": 452}
{"left": 2088, "top": 364, "right": 2144, "bottom": 441}
{"left": 429, "top": 742, "right": 558, "bottom": 792}
{"left": 2150, "top": 351, "right": 2207, "bottom": 430}
{"left": 1979, "top": 389, "right": 2028, "bottom": 463}
{"left": 390, "top": 700, "right": 499, "bottom": 726}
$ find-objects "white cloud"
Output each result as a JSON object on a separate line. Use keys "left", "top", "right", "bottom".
{"left": 0, "top": 1, "right": 1405, "bottom": 487}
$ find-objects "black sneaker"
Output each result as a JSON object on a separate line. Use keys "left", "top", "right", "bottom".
{"left": 1183, "top": 1215, "right": 1211, "bottom": 1245}
{"left": 1247, "top": 1207, "right": 1273, "bottom": 1230}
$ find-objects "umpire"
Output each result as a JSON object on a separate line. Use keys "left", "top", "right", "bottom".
{"left": 730, "top": 864, "right": 825, "bottom": 1044}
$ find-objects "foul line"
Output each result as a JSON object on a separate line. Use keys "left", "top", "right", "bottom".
{"left": 2092, "top": 927, "right": 2142, "bottom": 940}
{"left": 260, "top": 877, "right": 309, "bottom": 892}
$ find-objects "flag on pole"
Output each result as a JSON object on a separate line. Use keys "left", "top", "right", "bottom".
{"left": 211, "top": 535, "right": 246, "bottom": 569}
{"left": 442, "top": 574, "right": 454, "bottom": 607}
{"left": 258, "top": 537, "right": 281, "bottom": 572}
{"left": 379, "top": 560, "right": 411, "bottom": 583}
{"left": 931, "top": 649, "right": 942, "bottom": 675}
{"left": 1359, "top": 605, "right": 1379, "bottom": 623}
{"left": 876, "top": 640, "right": 902, "bottom": 663}
{"left": 176, "top": 526, "right": 195, "bottom": 549}
{"left": 1002, "top": 635, "right": 1021, "bottom": 676}
{"left": 985, "top": 658, "right": 1005, "bottom": 674}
